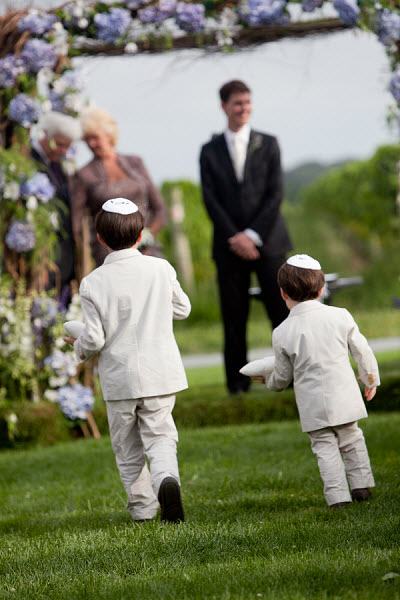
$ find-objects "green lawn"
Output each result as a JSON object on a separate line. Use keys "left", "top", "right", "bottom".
{"left": 0, "top": 414, "right": 399, "bottom": 599}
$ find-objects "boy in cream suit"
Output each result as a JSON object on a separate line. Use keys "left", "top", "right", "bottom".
{"left": 260, "top": 254, "right": 379, "bottom": 509}
{"left": 64, "top": 197, "right": 190, "bottom": 523}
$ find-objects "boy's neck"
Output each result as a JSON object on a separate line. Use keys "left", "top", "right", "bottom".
{"left": 286, "top": 298, "right": 300, "bottom": 311}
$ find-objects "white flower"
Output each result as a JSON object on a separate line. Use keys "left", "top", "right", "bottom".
{"left": 55, "top": 337, "right": 66, "bottom": 348}
{"left": 50, "top": 212, "right": 59, "bottom": 230}
{"left": 49, "top": 375, "right": 69, "bottom": 388}
{"left": 6, "top": 413, "right": 18, "bottom": 424}
{"left": 78, "top": 17, "right": 89, "bottom": 29}
{"left": 63, "top": 93, "right": 85, "bottom": 112}
{"left": 44, "top": 389, "right": 59, "bottom": 402}
{"left": 3, "top": 181, "right": 20, "bottom": 201}
{"left": 125, "top": 42, "right": 138, "bottom": 53}
{"left": 61, "top": 158, "right": 76, "bottom": 176}
{"left": 26, "top": 195, "right": 38, "bottom": 211}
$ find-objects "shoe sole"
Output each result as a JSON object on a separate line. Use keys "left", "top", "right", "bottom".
{"left": 158, "top": 477, "right": 185, "bottom": 523}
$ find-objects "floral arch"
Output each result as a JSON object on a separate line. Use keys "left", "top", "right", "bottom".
{"left": 0, "top": 0, "right": 400, "bottom": 428}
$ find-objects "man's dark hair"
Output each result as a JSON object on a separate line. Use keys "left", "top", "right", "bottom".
{"left": 95, "top": 208, "right": 144, "bottom": 251}
{"left": 278, "top": 262, "right": 325, "bottom": 302}
{"left": 219, "top": 80, "right": 251, "bottom": 103}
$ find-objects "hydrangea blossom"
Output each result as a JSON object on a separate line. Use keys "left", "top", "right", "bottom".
{"left": 30, "top": 297, "right": 59, "bottom": 329}
{"left": 389, "top": 67, "right": 400, "bottom": 102}
{"left": 8, "top": 93, "right": 42, "bottom": 127}
{"left": 58, "top": 383, "right": 95, "bottom": 420}
{"left": 333, "top": 0, "right": 359, "bottom": 25}
{"left": 18, "top": 10, "right": 58, "bottom": 35}
{"left": 239, "top": 0, "right": 288, "bottom": 26}
{"left": 378, "top": 9, "right": 400, "bottom": 46}
{"left": 21, "top": 172, "right": 55, "bottom": 203}
{"left": 127, "top": 0, "right": 152, "bottom": 9}
{"left": 301, "top": 0, "right": 323, "bottom": 13}
{"left": 139, "top": 0, "right": 177, "bottom": 24}
{"left": 44, "top": 349, "right": 77, "bottom": 387}
{"left": 20, "top": 39, "right": 58, "bottom": 74}
{"left": 0, "top": 54, "right": 26, "bottom": 89}
{"left": 94, "top": 8, "right": 132, "bottom": 43}
{"left": 5, "top": 221, "right": 35, "bottom": 253}
{"left": 176, "top": 2, "right": 205, "bottom": 32}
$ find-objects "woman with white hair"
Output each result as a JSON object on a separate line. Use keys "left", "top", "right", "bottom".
{"left": 71, "top": 106, "right": 167, "bottom": 269}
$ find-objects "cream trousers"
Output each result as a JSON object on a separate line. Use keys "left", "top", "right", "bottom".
{"left": 106, "top": 394, "right": 180, "bottom": 521}
{"left": 308, "top": 421, "right": 375, "bottom": 506}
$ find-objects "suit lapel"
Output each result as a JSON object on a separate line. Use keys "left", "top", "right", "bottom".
{"left": 216, "top": 134, "right": 239, "bottom": 185}
{"left": 243, "top": 130, "right": 263, "bottom": 182}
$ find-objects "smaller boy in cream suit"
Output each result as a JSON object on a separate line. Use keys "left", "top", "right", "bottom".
{"left": 64, "top": 198, "right": 190, "bottom": 523}
{"left": 259, "top": 254, "right": 379, "bottom": 509}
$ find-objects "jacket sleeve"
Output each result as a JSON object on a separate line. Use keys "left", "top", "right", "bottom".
{"left": 248, "top": 136, "right": 284, "bottom": 243}
{"left": 199, "top": 145, "right": 239, "bottom": 241}
{"left": 266, "top": 329, "right": 293, "bottom": 391}
{"left": 73, "top": 278, "right": 106, "bottom": 364}
{"left": 345, "top": 310, "right": 380, "bottom": 387}
{"left": 165, "top": 262, "right": 191, "bottom": 320}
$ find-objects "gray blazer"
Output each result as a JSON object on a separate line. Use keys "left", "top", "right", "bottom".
{"left": 74, "top": 249, "right": 191, "bottom": 400}
{"left": 267, "top": 301, "right": 380, "bottom": 432}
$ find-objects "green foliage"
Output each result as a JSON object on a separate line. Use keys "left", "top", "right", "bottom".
{"left": 302, "top": 145, "right": 400, "bottom": 247}
{"left": 0, "top": 415, "right": 399, "bottom": 599}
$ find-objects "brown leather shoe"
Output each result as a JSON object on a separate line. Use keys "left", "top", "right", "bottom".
{"left": 329, "top": 502, "right": 351, "bottom": 510}
{"left": 158, "top": 477, "right": 185, "bottom": 523}
{"left": 351, "top": 488, "right": 372, "bottom": 502}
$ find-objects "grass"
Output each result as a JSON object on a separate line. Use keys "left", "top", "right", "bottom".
{"left": 174, "top": 305, "right": 400, "bottom": 355}
{"left": 0, "top": 414, "right": 399, "bottom": 599}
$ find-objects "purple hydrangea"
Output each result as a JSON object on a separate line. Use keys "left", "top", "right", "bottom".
{"left": 333, "top": 0, "right": 359, "bottom": 25}
{"left": 139, "top": 0, "right": 176, "bottom": 23}
{"left": 58, "top": 383, "right": 95, "bottom": 420}
{"left": 0, "top": 54, "right": 26, "bottom": 89}
{"left": 44, "top": 349, "right": 77, "bottom": 382}
{"left": 8, "top": 93, "right": 42, "bottom": 127}
{"left": 5, "top": 221, "right": 35, "bottom": 253}
{"left": 378, "top": 9, "right": 400, "bottom": 46}
{"left": 94, "top": 8, "right": 132, "bottom": 43}
{"left": 389, "top": 67, "right": 400, "bottom": 102}
{"left": 239, "top": 0, "right": 288, "bottom": 26}
{"left": 20, "top": 39, "right": 58, "bottom": 74}
{"left": 21, "top": 172, "right": 56, "bottom": 203}
{"left": 48, "top": 90, "right": 65, "bottom": 112}
{"left": 176, "top": 2, "right": 205, "bottom": 32}
{"left": 31, "top": 297, "right": 59, "bottom": 329}
{"left": 301, "top": 0, "right": 323, "bottom": 12}
{"left": 18, "top": 10, "right": 58, "bottom": 35}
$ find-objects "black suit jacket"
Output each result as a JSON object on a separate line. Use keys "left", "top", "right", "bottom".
{"left": 200, "top": 130, "right": 292, "bottom": 262}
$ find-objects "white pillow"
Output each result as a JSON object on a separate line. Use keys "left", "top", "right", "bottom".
{"left": 239, "top": 356, "right": 275, "bottom": 378}
{"left": 63, "top": 320, "right": 85, "bottom": 338}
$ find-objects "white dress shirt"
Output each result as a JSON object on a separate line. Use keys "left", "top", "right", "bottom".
{"left": 224, "top": 124, "right": 262, "bottom": 247}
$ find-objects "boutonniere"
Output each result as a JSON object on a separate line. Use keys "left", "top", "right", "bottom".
{"left": 61, "top": 158, "right": 77, "bottom": 177}
{"left": 247, "top": 133, "right": 263, "bottom": 157}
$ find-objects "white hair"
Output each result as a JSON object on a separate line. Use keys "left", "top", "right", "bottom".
{"left": 38, "top": 111, "right": 82, "bottom": 141}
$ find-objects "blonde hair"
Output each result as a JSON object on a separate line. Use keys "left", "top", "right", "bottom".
{"left": 80, "top": 106, "right": 118, "bottom": 146}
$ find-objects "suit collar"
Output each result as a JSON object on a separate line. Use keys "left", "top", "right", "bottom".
{"left": 288, "top": 299, "right": 324, "bottom": 317}
{"left": 104, "top": 248, "right": 141, "bottom": 264}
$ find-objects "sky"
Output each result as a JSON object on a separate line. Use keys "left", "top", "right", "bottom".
{"left": 72, "top": 30, "right": 398, "bottom": 184}
{"left": 3, "top": 1, "right": 399, "bottom": 184}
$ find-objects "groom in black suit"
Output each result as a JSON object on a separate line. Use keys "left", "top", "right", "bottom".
{"left": 200, "top": 80, "right": 292, "bottom": 394}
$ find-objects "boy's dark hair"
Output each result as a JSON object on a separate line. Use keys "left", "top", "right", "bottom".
{"left": 219, "top": 80, "right": 251, "bottom": 103}
{"left": 278, "top": 262, "right": 325, "bottom": 302}
{"left": 95, "top": 208, "right": 144, "bottom": 251}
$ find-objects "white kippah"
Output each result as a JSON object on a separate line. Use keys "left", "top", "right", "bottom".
{"left": 102, "top": 198, "right": 138, "bottom": 215}
{"left": 287, "top": 254, "right": 321, "bottom": 270}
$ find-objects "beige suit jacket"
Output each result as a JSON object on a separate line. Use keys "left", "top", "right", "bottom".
{"left": 74, "top": 249, "right": 190, "bottom": 400}
{"left": 267, "top": 300, "right": 380, "bottom": 432}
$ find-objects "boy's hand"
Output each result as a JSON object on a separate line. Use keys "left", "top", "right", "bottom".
{"left": 364, "top": 386, "right": 376, "bottom": 402}
{"left": 63, "top": 336, "right": 76, "bottom": 346}
{"left": 252, "top": 376, "right": 266, "bottom": 384}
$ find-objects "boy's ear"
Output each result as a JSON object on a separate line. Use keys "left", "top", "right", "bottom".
{"left": 137, "top": 231, "right": 143, "bottom": 244}
{"left": 97, "top": 233, "right": 107, "bottom": 246}
{"left": 280, "top": 288, "right": 288, "bottom": 301}
{"left": 317, "top": 287, "right": 324, "bottom": 298}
